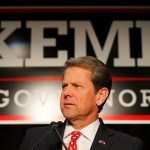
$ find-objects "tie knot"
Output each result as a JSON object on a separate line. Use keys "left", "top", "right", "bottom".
{"left": 71, "top": 131, "right": 81, "bottom": 141}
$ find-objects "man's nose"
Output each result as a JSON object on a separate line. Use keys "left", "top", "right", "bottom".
{"left": 63, "top": 85, "right": 73, "bottom": 97}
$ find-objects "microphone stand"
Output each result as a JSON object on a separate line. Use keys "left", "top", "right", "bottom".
{"left": 31, "top": 122, "right": 67, "bottom": 150}
{"left": 53, "top": 122, "right": 67, "bottom": 150}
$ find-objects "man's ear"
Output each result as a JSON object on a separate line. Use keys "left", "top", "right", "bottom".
{"left": 96, "top": 87, "right": 109, "bottom": 106}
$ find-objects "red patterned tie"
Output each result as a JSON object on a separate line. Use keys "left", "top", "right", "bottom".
{"left": 68, "top": 131, "right": 81, "bottom": 150}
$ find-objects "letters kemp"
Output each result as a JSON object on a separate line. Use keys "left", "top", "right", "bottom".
{"left": 0, "top": 21, "right": 149, "bottom": 67}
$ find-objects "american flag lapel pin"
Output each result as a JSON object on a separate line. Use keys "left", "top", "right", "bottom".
{"left": 99, "top": 140, "right": 106, "bottom": 145}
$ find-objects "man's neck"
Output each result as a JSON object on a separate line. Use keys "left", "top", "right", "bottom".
{"left": 68, "top": 116, "right": 98, "bottom": 130}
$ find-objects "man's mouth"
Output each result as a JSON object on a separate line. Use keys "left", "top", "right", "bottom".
{"left": 64, "top": 103, "right": 74, "bottom": 108}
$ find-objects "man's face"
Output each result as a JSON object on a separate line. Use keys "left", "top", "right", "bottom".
{"left": 60, "top": 66, "right": 99, "bottom": 122}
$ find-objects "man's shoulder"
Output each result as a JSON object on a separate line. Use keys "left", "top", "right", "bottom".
{"left": 99, "top": 119, "right": 142, "bottom": 142}
{"left": 27, "top": 121, "right": 64, "bottom": 136}
{"left": 104, "top": 125, "right": 143, "bottom": 145}
{"left": 29, "top": 125, "right": 49, "bottom": 132}
{"left": 97, "top": 124, "right": 143, "bottom": 150}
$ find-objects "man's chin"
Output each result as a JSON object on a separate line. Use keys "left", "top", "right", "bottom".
{"left": 63, "top": 113, "right": 76, "bottom": 120}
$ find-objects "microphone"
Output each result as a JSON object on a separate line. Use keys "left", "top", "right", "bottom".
{"left": 31, "top": 121, "right": 67, "bottom": 150}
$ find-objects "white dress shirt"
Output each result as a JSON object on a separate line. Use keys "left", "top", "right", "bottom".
{"left": 62, "top": 119, "right": 100, "bottom": 150}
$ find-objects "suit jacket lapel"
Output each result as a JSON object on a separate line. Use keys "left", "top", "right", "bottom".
{"left": 90, "top": 118, "right": 114, "bottom": 150}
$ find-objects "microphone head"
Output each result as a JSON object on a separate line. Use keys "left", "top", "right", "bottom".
{"left": 49, "top": 121, "right": 63, "bottom": 128}
{"left": 56, "top": 121, "right": 63, "bottom": 127}
{"left": 49, "top": 121, "right": 57, "bottom": 127}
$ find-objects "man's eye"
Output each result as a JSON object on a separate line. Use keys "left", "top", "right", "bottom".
{"left": 74, "top": 84, "right": 81, "bottom": 88}
{"left": 62, "top": 84, "right": 67, "bottom": 89}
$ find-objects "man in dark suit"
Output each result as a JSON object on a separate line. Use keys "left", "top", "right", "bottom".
{"left": 19, "top": 56, "right": 143, "bottom": 150}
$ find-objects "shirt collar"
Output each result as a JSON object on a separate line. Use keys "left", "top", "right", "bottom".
{"left": 63, "top": 119, "right": 100, "bottom": 142}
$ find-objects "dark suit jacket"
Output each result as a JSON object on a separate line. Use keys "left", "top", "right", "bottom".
{"left": 19, "top": 118, "right": 143, "bottom": 150}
